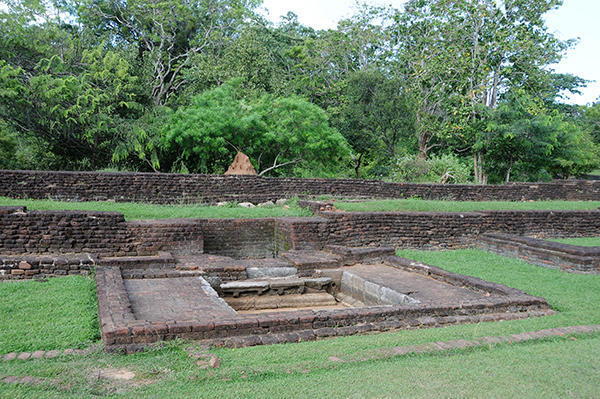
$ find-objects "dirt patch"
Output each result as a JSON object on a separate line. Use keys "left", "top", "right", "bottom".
{"left": 92, "top": 367, "right": 158, "bottom": 390}
{"left": 98, "top": 368, "right": 136, "bottom": 382}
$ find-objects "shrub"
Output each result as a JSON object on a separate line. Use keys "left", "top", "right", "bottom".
{"left": 390, "top": 153, "right": 472, "bottom": 183}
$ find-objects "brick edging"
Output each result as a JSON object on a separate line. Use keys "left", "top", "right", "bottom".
{"left": 1, "top": 347, "right": 87, "bottom": 362}
{"left": 330, "top": 324, "right": 600, "bottom": 363}
{"left": 477, "top": 233, "right": 600, "bottom": 273}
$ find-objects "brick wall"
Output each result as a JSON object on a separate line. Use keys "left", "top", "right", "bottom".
{"left": 1, "top": 169, "right": 599, "bottom": 204}
{"left": 2, "top": 206, "right": 599, "bottom": 259}
{"left": 0, "top": 207, "right": 132, "bottom": 256}
{"left": 0, "top": 253, "right": 95, "bottom": 280}
{"left": 477, "top": 233, "right": 600, "bottom": 273}
{"left": 198, "top": 218, "right": 277, "bottom": 258}
{"left": 314, "top": 210, "right": 600, "bottom": 250}
{"left": 126, "top": 219, "right": 203, "bottom": 256}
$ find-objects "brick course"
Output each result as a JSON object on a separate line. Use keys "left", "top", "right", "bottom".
{"left": 2, "top": 207, "right": 599, "bottom": 262}
{"left": 1, "top": 169, "right": 599, "bottom": 204}
{"left": 477, "top": 233, "right": 600, "bottom": 273}
{"left": 0, "top": 253, "right": 95, "bottom": 281}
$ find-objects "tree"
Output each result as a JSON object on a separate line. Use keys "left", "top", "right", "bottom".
{"left": 0, "top": 47, "right": 141, "bottom": 169}
{"left": 390, "top": 0, "right": 573, "bottom": 182}
{"left": 484, "top": 92, "right": 599, "bottom": 182}
{"left": 583, "top": 101, "right": 600, "bottom": 145}
{"left": 80, "top": 0, "right": 260, "bottom": 105}
{"left": 336, "top": 69, "right": 415, "bottom": 178}
{"left": 286, "top": 5, "right": 389, "bottom": 112}
{"left": 161, "top": 80, "right": 351, "bottom": 176}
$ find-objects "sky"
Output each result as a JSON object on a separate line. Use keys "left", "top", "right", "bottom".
{"left": 260, "top": 0, "right": 600, "bottom": 105}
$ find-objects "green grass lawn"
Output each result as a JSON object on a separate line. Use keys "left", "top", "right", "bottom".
{"left": 334, "top": 198, "right": 600, "bottom": 212}
{"left": 548, "top": 237, "right": 600, "bottom": 246}
{"left": 2, "top": 197, "right": 599, "bottom": 220}
{"left": 1, "top": 249, "right": 599, "bottom": 397}
{"left": 0, "top": 276, "right": 99, "bottom": 353}
{"left": 0, "top": 197, "right": 311, "bottom": 220}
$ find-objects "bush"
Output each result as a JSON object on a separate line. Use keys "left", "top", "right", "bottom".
{"left": 162, "top": 79, "right": 351, "bottom": 176}
{"left": 390, "top": 153, "right": 472, "bottom": 183}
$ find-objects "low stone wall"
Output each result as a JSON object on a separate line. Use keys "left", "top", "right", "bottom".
{"left": 198, "top": 218, "right": 277, "bottom": 258}
{"left": 0, "top": 253, "right": 95, "bottom": 280}
{"left": 2, "top": 207, "right": 600, "bottom": 260}
{"left": 127, "top": 219, "right": 203, "bottom": 256}
{"left": 0, "top": 207, "right": 204, "bottom": 258}
{"left": 477, "top": 233, "right": 600, "bottom": 273}
{"left": 0, "top": 206, "right": 132, "bottom": 257}
{"left": 1, "top": 169, "right": 599, "bottom": 204}
{"left": 311, "top": 210, "right": 600, "bottom": 250}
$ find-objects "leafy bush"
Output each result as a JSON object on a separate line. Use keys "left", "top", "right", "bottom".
{"left": 161, "top": 79, "right": 351, "bottom": 176}
{"left": 390, "top": 153, "right": 472, "bottom": 183}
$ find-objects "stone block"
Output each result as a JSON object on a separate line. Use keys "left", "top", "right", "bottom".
{"left": 18, "top": 261, "right": 32, "bottom": 270}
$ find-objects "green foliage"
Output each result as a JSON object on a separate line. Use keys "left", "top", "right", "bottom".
{"left": 484, "top": 92, "right": 599, "bottom": 182}
{"left": 78, "top": 0, "right": 260, "bottom": 105}
{"left": 334, "top": 69, "right": 415, "bottom": 177}
{"left": 390, "top": 153, "right": 472, "bottom": 183}
{"left": 162, "top": 80, "right": 351, "bottom": 176}
{"left": 112, "top": 106, "right": 174, "bottom": 172}
{"left": 0, "top": 120, "right": 18, "bottom": 169}
{"left": 583, "top": 101, "right": 600, "bottom": 144}
{"left": 0, "top": 45, "right": 142, "bottom": 169}
{"left": 0, "top": 0, "right": 593, "bottom": 181}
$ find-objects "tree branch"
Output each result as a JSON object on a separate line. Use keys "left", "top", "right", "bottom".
{"left": 258, "top": 157, "right": 303, "bottom": 176}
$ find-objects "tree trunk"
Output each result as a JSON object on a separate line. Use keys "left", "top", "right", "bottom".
{"left": 505, "top": 160, "right": 513, "bottom": 184}
{"left": 473, "top": 151, "right": 487, "bottom": 184}
{"left": 353, "top": 153, "right": 363, "bottom": 179}
{"left": 418, "top": 132, "right": 429, "bottom": 159}
{"left": 473, "top": 153, "right": 479, "bottom": 183}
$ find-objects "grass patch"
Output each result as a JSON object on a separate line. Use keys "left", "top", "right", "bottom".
{"left": 1, "top": 335, "right": 599, "bottom": 398}
{"left": 548, "top": 237, "right": 600, "bottom": 246}
{"left": 1, "top": 249, "right": 599, "bottom": 397}
{"left": 0, "top": 197, "right": 311, "bottom": 220}
{"left": 0, "top": 276, "right": 99, "bottom": 353}
{"left": 334, "top": 198, "right": 600, "bottom": 212}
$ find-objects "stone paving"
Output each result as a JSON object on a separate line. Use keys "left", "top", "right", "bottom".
{"left": 124, "top": 277, "right": 235, "bottom": 323}
{"left": 343, "top": 264, "right": 484, "bottom": 305}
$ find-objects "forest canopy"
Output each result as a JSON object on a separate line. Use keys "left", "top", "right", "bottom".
{"left": 0, "top": 0, "right": 598, "bottom": 183}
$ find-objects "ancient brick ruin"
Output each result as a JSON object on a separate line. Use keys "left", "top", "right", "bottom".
{"left": 477, "top": 233, "right": 600, "bottom": 273}
{"left": 1, "top": 169, "right": 600, "bottom": 203}
{"left": 1, "top": 172, "right": 599, "bottom": 352}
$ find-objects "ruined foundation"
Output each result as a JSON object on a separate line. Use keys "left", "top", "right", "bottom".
{"left": 2, "top": 201, "right": 598, "bottom": 352}
{"left": 96, "top": 248, "right": 552, "bottom": 352}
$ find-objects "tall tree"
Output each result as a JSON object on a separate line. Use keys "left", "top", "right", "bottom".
{"left": 80, "top": 0, "right": 260, "bottom": 105}
{"left": 336, "top": 69, "right": 415, "bottom": 178}
{"left": 390, "top": 0, "right": 574, "bottom": 182}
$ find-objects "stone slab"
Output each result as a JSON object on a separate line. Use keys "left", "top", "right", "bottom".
{"left": 124, "top": 277, "right": 236, "bottom": 322}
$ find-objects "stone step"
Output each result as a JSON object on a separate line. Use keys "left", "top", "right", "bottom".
{"left": 340, "top": 269, "right": 419, "bottom": 306}
{"left": 121, "top": 268, "right": 203, "bottom": 279}
{"left": 324, "top": 245, "right": 396, "bottom": 265}
{"left": 220, "top": 277, "right": 333, "bottom": 297}
{"left": 98, "top": 251, "right": 175, "bottom": 270}
{"left": 226, "top": 292, "right": 339, "bottom": 311}
{"left": 280, "top": 250, "right": 342, "bottom": 276}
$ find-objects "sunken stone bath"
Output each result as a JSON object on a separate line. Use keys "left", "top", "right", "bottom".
{"left": 96, "top": 246, "right": 552, "bottom": 353}
{"left": 3, "top": 204, "right": 583, "bottom": 353}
